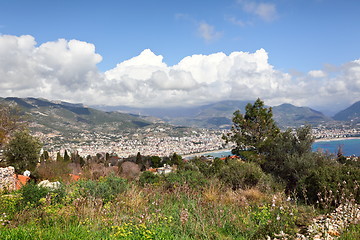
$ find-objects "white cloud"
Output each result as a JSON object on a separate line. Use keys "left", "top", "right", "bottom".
{"left": 238, "top": 0, "right": 278, "bottom": 22}
{"left": 197, "top": 22, "right": 222, "bottom": 42}
{"left": 308, "top": 70, "right": 326, "bottom": 78}
{"left": 0, "top": 35, "right": 102, "bottom": 103}
{"left": 1, "top": 34, "right": 360, "bottom": 113}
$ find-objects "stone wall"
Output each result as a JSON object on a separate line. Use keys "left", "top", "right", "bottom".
{"left": 0, "top": 166, "right": 16, "bottom": 191}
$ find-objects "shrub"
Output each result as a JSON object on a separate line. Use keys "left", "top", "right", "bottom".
{"left": 75, "top": 175, "right": 128, "bottom": 203}
{"left": 164, "top": 170, "right": 207, "bottom": 190}
{"left": 297, "top": 163, "right": 360, "bottom": 207}
{"left": 139, "top": 171, "right": 160, "bottom": 186}
{"left": 219, "top": 160, "right": 264, "bottom": 190}
{"left": 19, "top": 182, "right": 50, "bottom": 208}
{"left": 34, "top": 161, "right": 71, "bottom": 182}
{"left": 0, "top": 193, "right": 23, "bottom": 221}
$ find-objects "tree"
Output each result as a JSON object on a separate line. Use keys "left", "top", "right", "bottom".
{"left": 150, "top": 156, "right": 162, "bottom": 168}
{"left": 171, "top": 152, "right": 184, "bottom": 169}
{"left": 56, "top": 152, "right": 64, "bottom": 162}
{"left": 4, "top": 130, "right": 42, "bottom": 173}
{"left": 224, "top": 98, "right": 280, "bottom": 155}
{"left": 261, "top": 126, "right": 317, "bottom": 192}
{"left": 64, "top": 150, "right": 70, "bottom": 162}
{"left": 0, "top": 104, "right": 25, "bottom": 149}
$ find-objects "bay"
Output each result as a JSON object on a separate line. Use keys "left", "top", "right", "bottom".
{"left": 312, "top": 138, "right": 360, "bottom": 156}
{"left": 191, "top": 138, "right": 360, "bottom": 159}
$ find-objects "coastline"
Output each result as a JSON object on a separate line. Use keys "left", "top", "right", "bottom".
{"left": 182, "top": 137, "right": 360, "bottom": 158}
{"left": 315, "top": 136, "right": 360, "bottom": 142}
{"left": 182, "top": 148, "right": 232, "bottom": 158}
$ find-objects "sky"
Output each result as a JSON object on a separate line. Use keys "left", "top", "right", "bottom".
{"left": 0, "top": 0, "right": 360, "bottom": 115}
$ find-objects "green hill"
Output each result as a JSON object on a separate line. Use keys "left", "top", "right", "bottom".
{"left": 0, "top": 97, "right": 152, "bottom": 135}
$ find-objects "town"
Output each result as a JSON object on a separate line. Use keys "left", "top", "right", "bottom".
{"left": 30, "top": 120, "right": 360, "bottom": 159}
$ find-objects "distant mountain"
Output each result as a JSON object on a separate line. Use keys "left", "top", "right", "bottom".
{"left": 0, "top": 97, "right": 152, "bottom": 136}
{"left": 272, "top": 103, "right": 333, "bottom": 128}
{"left": 333, "top": 101, "right": 360, "bottom": 122}
{"left": 94, "top": 101, "right": 332, "bottom": 129}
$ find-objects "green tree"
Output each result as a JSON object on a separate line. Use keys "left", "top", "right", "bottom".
{"left": 4, "top": 130, "right": 42, "bottom": 173}
{"left": 150, "top": 156, "right": 162, "bottom": 168}
{"left": 64, "top": 150, "right": 70, "bottom": 162}
{"left": 224, "top": 98, "right": 280, "bottom": 155}
{"left": 56, "top": 151, "right": 64, "bottom": 162}
{"left": 261, "top": 126, "right": 318, "bottom": 192}
{"left": 171, "top": 152, "right": 184, "bottom": 169}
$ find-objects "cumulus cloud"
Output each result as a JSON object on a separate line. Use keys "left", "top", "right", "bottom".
{"left": 197, "top": 22, "right": 222, "bottom": 42}
{"left": 308, "top": 70, "right": 326, "bottom": 78}
{"left": 238, "top": 0, "right": 278, "bottom": 22}
{"left": 0, "top": 35, "right": 102, "bottom": 103}
{"left": 1, "top": 34, "right": 360, "bottom": 113}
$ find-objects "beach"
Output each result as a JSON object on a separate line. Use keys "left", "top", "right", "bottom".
{"left": 182, "top": 148, "right": 232, "bottom": 159}
{"left": 315, "top": 136, "right": 360, "bottom": 142}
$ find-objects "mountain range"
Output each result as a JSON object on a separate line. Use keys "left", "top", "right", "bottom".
{"left": 94, "top": 100, "right": 335, "bottom": 129}
{"left": 2, "top": 97, "right": 360, "bottom": 132}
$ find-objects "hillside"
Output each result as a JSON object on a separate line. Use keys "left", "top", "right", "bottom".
{"left": 0, "top": 97, "right": 152, "bottom": 136}
{"left": 96, "top": 100, "right": 332, "bottom": 129}
{"left": 272, "top": 103, "right": 332, "bottom": 128}
{"left": 333, "top": 101, "right": 360, "bottom": 122}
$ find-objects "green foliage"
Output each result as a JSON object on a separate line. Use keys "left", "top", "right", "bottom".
{"left": 247, "top": 125, "right": 317, "bottom": 192}
{"left": 4, "top": 130, "right": 42, "bottom": 173}
{"left": 56, "top": 152, "right": 64, "bottom": 162}
{"left": 170, "top": 152, "right": 184, "bottom": 169}
{"left": 75, "top": 175, "right": 128, "bottom": 203}
{"left": 298, "top": 163, "right": 360, "bottom": 206}
{"left": 164, "top": 170, "right": 207, "bottom": 190}
{"left": 64, "top": 150, "right": 70, "bottom": 163}
{"left": 339, "top": 224, "right": 360, "bottom": 240}
{"left": 139, "top": 171, "right": 160, "bottom": 186}
{"left": 19, "top": 182, "right": 50, "bottom": 207}
{"left": 150, "top": 156, "right": 162, "bottom": 168}
{"left": 0, "top": 193, "right": 23, "bottom": 220}
{"left": 224, "top": 98, "right": 280, "bottom": 155}
{"left": 218, "top": 160, "right": 264, "bottom": 190}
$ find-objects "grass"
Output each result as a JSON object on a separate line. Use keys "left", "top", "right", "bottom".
{"left": 1, "top": 174, "right": 359, "bottom": 239}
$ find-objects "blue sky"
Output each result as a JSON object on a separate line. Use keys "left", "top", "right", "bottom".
{"left": 1, "top": 0, "right": 360, "bottom": 114}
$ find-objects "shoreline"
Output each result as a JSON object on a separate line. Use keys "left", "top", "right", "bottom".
{"left": 182, "top": 148, "right": 232, "bottom": 158}
{"left": 315, "top": 136, "right": 360, "bottom": 142}
{"left": 182, "top": 137, "right": 360, "bottom": 158}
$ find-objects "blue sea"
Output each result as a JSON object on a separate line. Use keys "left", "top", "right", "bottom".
{"left": 204, "top": 138, "right": 360, "bottom": 158}
{"left": 312, "top": 138, "right": 360, "bottom": 156}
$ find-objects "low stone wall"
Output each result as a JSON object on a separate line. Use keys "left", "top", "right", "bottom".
{"left": 0, "top": 166, "right": 16, "bottom": 191}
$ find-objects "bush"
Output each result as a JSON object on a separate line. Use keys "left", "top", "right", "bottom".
{"left": 297, "top": 163, "right": 360, "bottom": 206}
{"left": 164, "top": 170, "right": 207, "bottom": 190}
{"left": 75, "top": 175, "right": 128, "bottom": 203}
{"left": 19, "top": 182, "right": 50, "bottom": 208}
{"left": 219, "top": 160, "right": 264, "bottom": 190}
{"left": 34, "top": 161, "right": 71, "bottom": 182}
{"left": 139, "top": 171, "right": 160, "bottom": 186}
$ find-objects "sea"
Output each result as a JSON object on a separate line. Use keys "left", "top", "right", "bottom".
{"left": 202, "top": 138, "right": 360, "bottom": 158}
{"left": 312, "top": 138, "right": 360, "bottom": 156}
